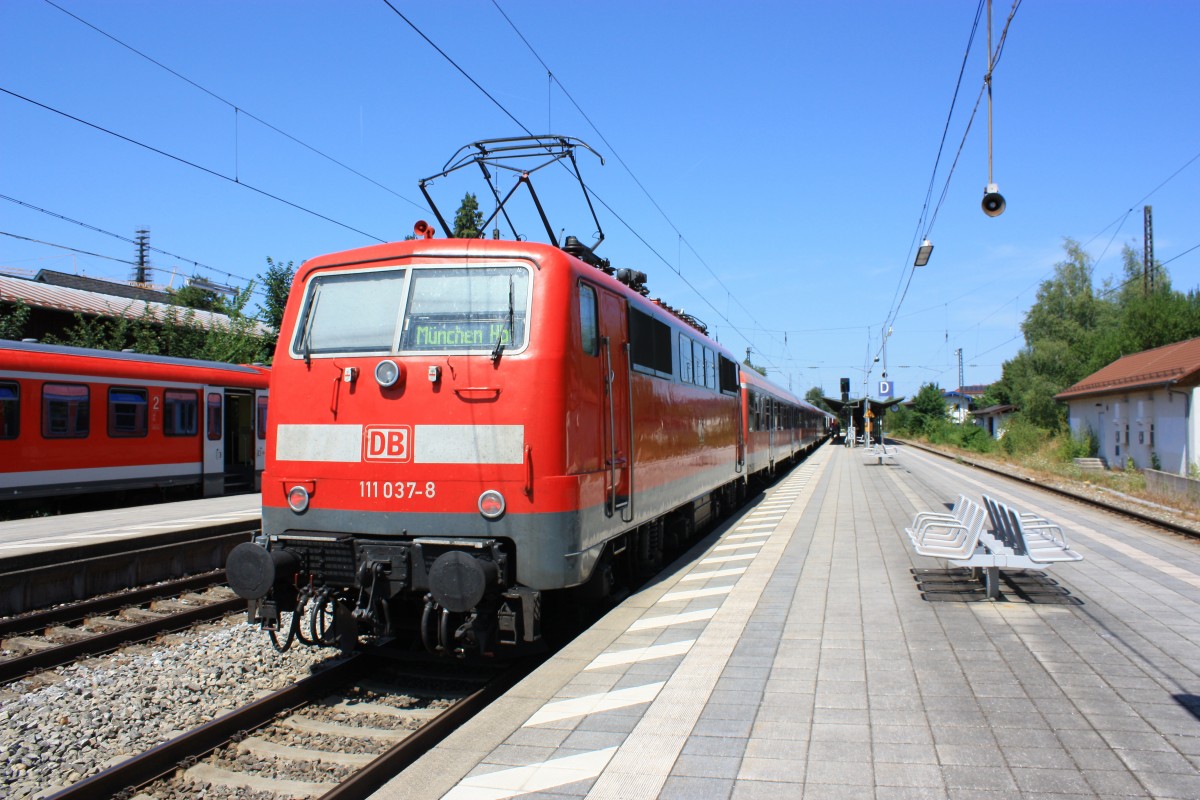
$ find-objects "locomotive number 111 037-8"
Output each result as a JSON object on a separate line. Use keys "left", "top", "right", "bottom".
{"left": 358, "top": 480, "right": 436, "bottom": 500}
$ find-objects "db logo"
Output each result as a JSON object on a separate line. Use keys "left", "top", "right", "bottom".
{"left": 364, "top": 425, "right": 412, "bottom": 462}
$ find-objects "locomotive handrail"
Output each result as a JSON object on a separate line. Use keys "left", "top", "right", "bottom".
{"left": 622, "top": 341, "right": 635, "bottom": 524}
{"left": 454, "top": 387, "right": 501, "bottom": 401}
{"left": 603, "top": 335, "right": 618, "bottom": 518}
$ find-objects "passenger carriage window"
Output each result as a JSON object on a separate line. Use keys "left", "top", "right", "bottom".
{"left": 678, "top": 333, "right": 693, "bottom": 383}
{"left": 579, "top": 284, "right": 599, "bottom": 356}
{"left": 0, "top": 382, "right": 18, "bottom": 439}
{"left": 691, "top": 341, "right": 705, "bottom": 389}
{"left": 42, "top": 383, "right": 89, "bottom": 438}
{"left": 207, "top": 392, "right": 222, "bottom": 441}
{"left": 164, "top": 390, "right": 198, "bottom": 436}
{"left": 257, "top": 395, "right": 268, "bottom": 440}
{"left": 108, "top": 387, "right": 148, "bottom": 437}
{"left": 400, "top": 266, "right": 529, "bottom": 352}
{"left": 292, "top": 269, "right": 409, "bottom": 356}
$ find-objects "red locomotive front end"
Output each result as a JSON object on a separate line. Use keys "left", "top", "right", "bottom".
{"left": 227, "top": 137, "right": 754, "bottom": 657}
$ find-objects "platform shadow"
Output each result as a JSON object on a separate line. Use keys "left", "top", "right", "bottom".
{"left": 911, "top": 568, "right": 1082, "bottom": 605}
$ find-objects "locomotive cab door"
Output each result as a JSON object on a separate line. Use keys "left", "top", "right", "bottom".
{"left": 597, "top": 289, "right": 632, "bottom": 520}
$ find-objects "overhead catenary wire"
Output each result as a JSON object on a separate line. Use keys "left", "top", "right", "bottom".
{"left": 1, "top": 194, "right": 264, "bottom": 298}
{"left": 41, "top": 0, "right": 425, "bottom": 213}
{"left": 381, "top": 0, "right": 787, "bottom": 374}
{"left": 0, "top": 87, "right": 387, "bottom": 248}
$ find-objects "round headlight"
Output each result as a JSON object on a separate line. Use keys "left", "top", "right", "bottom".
{"left": 478, "top": 489, "right": 506, "bottom": 519}
{"left": 375, "top": 359, "right": 401, "bottom": 388}
{"left": 287, "top": 485, "right": 310, "bottom": 513}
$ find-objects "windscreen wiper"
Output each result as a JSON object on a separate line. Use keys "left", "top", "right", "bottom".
{"left": 490, "top": 276, "right": 515, "bottom": 365}
{"left": 300, "top": 286, "right": 322, "bottom": 368}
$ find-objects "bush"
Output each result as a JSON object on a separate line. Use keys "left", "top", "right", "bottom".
{"left": 926, "top": 420, "right": 996, "bottom": 454}
{"left": 1000, "top": 417, "right": 1050, "bottom": 456}
{"left": 1055, "top": 427, "right": 1097, "bottom": 461}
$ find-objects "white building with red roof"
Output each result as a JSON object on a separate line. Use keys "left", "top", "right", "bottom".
{"left": 1056, "top": 337, "right": 1200, "bottom": 474}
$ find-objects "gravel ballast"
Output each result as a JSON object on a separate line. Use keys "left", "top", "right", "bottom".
{"left": 0, "top": 618, "right": 338, "bottom": 799}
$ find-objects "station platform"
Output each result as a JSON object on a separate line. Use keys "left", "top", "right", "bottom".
{"left": 378, "top": 441, "right": 1200, "bottom": 800}
{"left": 0, "top": 494, "right": 261, "bottom": 560}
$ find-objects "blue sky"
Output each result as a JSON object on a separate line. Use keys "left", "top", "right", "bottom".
{"left": 3, "top": 1, "right": 1199, "bottom": 401}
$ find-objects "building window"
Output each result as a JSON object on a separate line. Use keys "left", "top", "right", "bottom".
{"left": 0, "top": 382, "right": 18, "bottom": 439}
{"left": 164, "top": 390, "right": 198, "bottom": 436}
{"left": 108, "top": 387, "right": 148, "bottom": 437}
{"left": 1151, "top": 424, "right": 1155, "bottom": 447}
{"left": 43, "top": 383, "right": 89, "bottom": 438}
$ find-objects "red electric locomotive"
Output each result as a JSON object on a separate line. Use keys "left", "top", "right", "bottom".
{"left": 0, "top": 340, "right": 269, "bottom": 506}
{"left": 227, "top": 137, "right": 829, "bottom": 656}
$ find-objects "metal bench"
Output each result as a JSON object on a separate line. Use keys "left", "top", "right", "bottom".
{"left": 908, "top": 499, "right": 988, "bottom": 557}
{"left": 906, "top": 494, "right": 971, "bottom": 543}
{"left": 863, "top": 442, "right": 899, "bottom": 465}
{"left": 907, "top": 494, "right": 1082, "bottom": 599}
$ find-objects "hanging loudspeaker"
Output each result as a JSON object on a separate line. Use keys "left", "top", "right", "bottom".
{"left": 981, "top": 184, "right": 1005, "bottom": 217}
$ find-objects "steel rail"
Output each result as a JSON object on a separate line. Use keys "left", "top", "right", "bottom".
{"left": 0, "top": 569, "right": 228, "bottom": 636}
{"left": 44, "top": 654, "right": 367, "bottom": 800}
{"left": 0, "top": 597, "right": 244, "bottom": 684}
{"left": 899, "top": 439, "right": 1200, "bottom": 541}
{"left": 318, "top": 658, "right": 536, "bottom": 800}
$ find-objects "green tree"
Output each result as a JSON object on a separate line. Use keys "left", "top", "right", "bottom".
{"left": 911, "top": 382, "right": 948, "bottom": 433}
{"left": 259, "top": 256, "right": 295, "bottom": 333}
{"left": 0, "top": 300, "right": 30, "bottom": 340}
{"left": 805, "top": 386, "right": 832, "bottom": 413}
{"left": 169, "top": 277, "right": 228, "bottom": 313}
{"left": 453, "top": 192, "right": 485, "bottom": 239}
{"left": 742, "top": 353, "right": 766, "bottom": 376}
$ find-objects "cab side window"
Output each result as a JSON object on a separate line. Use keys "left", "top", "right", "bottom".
{"left": 579, "top": 284, "right": 598, "bottom": 356}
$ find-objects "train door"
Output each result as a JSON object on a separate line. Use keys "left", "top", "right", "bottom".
{"left": 254, "top": 389, "right": 268, "bottom": 491}
{"left": 597, "top": 288, "right": 632, "bottom": 520}
{"left": 223, "top": 390, "right": 256, "bottom": 493}
{"left": 202, "top": 387, "right": 224, "bottom": 497}
{"left": 767, "top": 397, "right": 776, "bottom": 468}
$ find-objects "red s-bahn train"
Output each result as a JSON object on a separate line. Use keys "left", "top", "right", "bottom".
{"left": 0, "top": 340, "right": 269, "bottom": 506}
{"left": 227, "top": 234, "right": 830, "bottom": 656}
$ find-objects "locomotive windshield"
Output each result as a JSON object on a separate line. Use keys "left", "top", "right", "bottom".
{"left": 291, "top": 264, "right": 529, "bottom": 357}
{"left": 399, "top": 266, "right": 528, "bottom": 352}
{"left": 293, "top": 270, "right": 408, "bottom": 355}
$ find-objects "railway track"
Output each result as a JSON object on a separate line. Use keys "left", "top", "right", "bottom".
{"left": 900, "top": 438, "right": 1200, "bottom": 540}
{"left": 0, "top": 572, "right": 242, "bottom": 684}
{"left": 0, "top": 521, "right": 255, "bottom": 617}
{"left": 45, "top": 650, "right": 534, "bottom": 800}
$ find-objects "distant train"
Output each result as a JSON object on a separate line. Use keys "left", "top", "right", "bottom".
{"left": 0, "top": 340, "right": 269, "bottom": 505}
{"left": 228, "top": 234, "right": 831, "bottom": 656}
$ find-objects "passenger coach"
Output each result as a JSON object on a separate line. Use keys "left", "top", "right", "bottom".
{"left": 0, "top": 340, "right": 269, "bottom": 505}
